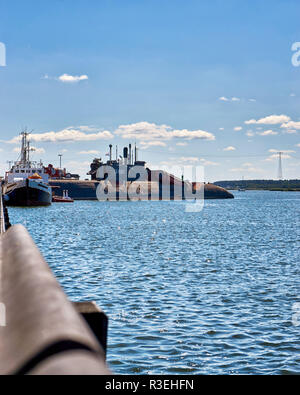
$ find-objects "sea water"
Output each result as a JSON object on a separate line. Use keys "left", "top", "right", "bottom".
{"left": 9, "top": 191, "right": 300, "bottom": 374}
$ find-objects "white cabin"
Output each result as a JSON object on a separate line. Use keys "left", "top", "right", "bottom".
{"left": 6, "top": 164, "right": 49, "bottom": 184}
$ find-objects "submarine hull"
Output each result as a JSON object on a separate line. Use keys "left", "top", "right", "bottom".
{"left": 49, "top": 179, "right": 234, "bottom": 200}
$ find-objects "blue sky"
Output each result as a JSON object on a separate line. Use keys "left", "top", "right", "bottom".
{"left": 0, "top": 0, "right": 300, "bottom": 181}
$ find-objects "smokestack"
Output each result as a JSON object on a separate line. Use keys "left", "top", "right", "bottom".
{"left": 123, "top": 147, "right": 128, "bottom": 165}
{"left": 129, "top": 144, "right": 132, "bottom": 165}
{"left": 109, "top": 144, "right": 113, "bottom": 162}
{"left": 135, "top": 146, "right": 138, "bottom": 162}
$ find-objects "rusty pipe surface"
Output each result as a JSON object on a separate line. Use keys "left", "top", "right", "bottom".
{"left": 0, "top": 225, "right": 111, "bottom": 375}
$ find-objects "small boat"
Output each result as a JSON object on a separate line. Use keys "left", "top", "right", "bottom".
{"left": 5, "top": 131, "right": 52, "bottom": 207}
{"left": 52, "top": 190, "right": 74, "bottom": 203}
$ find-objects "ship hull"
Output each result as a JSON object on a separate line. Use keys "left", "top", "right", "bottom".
{"left": 5, "top": 179, "right": 52, "bottom": 207}
{"left": 49, "top": 179, "right": 234, "bottom": 200}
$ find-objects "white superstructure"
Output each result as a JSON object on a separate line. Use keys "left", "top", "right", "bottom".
{"left": 5, "top": 131, "right": 49, "bottom": 184}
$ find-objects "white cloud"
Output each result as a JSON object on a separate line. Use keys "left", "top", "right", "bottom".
{"left": 257, "top": 130, "right": 278, "bottom": 136}
{"left": 58, "top": 74, "right": 88, "bottom": 83}
{"left": 269, "top": 149, "right": 295, "bottom": 153}
{"left": 169, "top": 157, "right": 218, "bottom": 166}
{"left": 32, "top": 147, "right": 46, "bottom": 155}
{"left": 13, "top": 146, "right": 45, "bottom": 154}
{"left": 8, "top": 127, "right": 113, "bottom": 144}
{"left": 290, "top": 93, "right": 296, "bottom": 97}
{"left": 281, "top": 121, "right": 300, "bottom": 130}
{"left": 65, "top": 160, "right": 91, "bottom": 176}
{"left": 6, "top": 122, "right": 215, "bottom": 149}
{"left": 178, "top": 156, "right": 200, "bottom": 164}
{"left": 230, "top": 162, "right": 263, "bottom": 173}
{"left": 283, "top": 129, "right": 297, "bottom": 134}
{"left": 115, "top": 122, "right": 215, "bottom": 141}
{"left": 249, "top": 99, "right": 256, "bottom": 102}
{"left": 176, "top": 142, "right": 188, "bottom": 146}
{"left": 218, "top": 97, "right": 240, "bottom": 102}
{"left": 246, "top": 131, "right": 255, "bottom": 137}
{"left": 234, "top": 126, "right": 242, "bottom": 131}
{"left": 242, "top": 162, "right": 254, "bottom": 167}
{"left": 78, "top": 126, "right": 98, "bottom": 132}
{"left": 79, "top": 150, "right": 100, "bottom": 155}
{"left": 199, "top": 159, "right": 219, "bottom": 166}
{"left": 219, "top": 127, "right": 224, "bottom": 131}
{"left": 265, "top": 154, "right": 292, "bottom": 162}
{"left": 245, "top": 114, "right": 291, "bottom": 125}
{"left": 296, "top": 143, "right": 300, "bottom": 148}
{"left": 172, "top": 129, "right": 215, "bottom": 140}
{"left": 223, "top": 146, "right": 236, "bottom": 151}
{"left": 140, "top": 141, "right": 167, "bottom": 150}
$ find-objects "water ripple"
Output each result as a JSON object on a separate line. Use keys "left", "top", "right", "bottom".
{"left": 9, "top": 191, "right": 300, "bottom": 374}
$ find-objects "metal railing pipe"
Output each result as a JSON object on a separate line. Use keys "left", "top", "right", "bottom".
{"left": 0, "top": 225, "right": 111, "bottom": 375}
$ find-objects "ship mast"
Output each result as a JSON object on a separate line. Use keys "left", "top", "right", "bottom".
{"left": 20, "top": 131, "right": 26, "bottom": 163}
{"left": 20, "top": 130, "right": 31, "bottom": 165}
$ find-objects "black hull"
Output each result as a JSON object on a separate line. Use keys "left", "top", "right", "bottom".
{"left": 49, "top": 180, "right": 234, "bottom": 200}
{"left": 6, "top": 181, "right": 52, "bottom": 207}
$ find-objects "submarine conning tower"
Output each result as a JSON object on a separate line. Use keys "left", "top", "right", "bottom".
{"left": 88, "top": 143, "right": 146, "bottom": 181}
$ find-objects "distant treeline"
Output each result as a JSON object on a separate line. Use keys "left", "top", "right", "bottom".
{"left": 214, "top": 179, "right": 300, "bottom": 191}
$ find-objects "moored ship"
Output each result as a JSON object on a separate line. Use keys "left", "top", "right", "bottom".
{"left": 4, "top": 131, "right": 52, "bottom": 207}
{"left": 45, "top": 143, "right": 233, "bottom": 200}
{"left": 49, "top": 144, "right": 234, "bottom": 200}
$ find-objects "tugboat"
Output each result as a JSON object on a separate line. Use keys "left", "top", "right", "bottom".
{"left": 52, "top": 190, "right": 74, "bottom": 203}
{"left": 4, "top": 131, "right": 52, "bottom": 207}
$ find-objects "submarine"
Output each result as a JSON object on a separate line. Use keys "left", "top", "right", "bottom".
{"left": 49, "top": 144, "right": 234, "bottom": 201}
